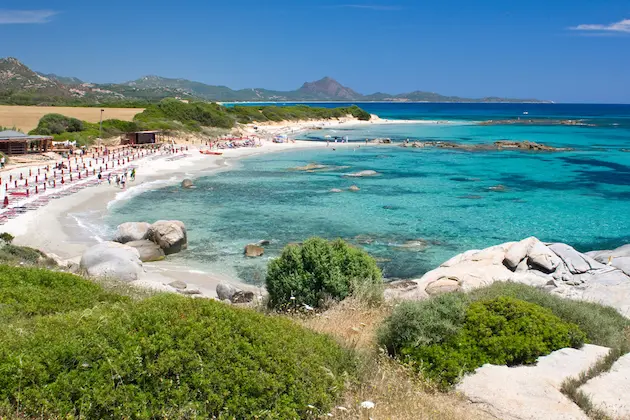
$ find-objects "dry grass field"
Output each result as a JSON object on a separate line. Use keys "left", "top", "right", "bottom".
{"left": 0, "top": 105, "right": 144, "bottom": 133}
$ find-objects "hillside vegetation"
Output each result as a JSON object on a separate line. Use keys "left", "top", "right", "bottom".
{"left": 28, "top": 99, "right": 371, "bottom": 145}
{"left": 0, "top": 265, "right": 354, "bottom": 419}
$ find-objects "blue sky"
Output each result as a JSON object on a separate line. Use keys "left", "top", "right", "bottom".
{"left": 1, "top": 0, "right": 629, "bottom": 103}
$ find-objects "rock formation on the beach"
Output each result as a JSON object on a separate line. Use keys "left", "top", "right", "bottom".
{"left": 587, "top": 244, "right": 630, "bottom": 276}
{"left": 399, "top": 140, "right": 572, "bottom": 152}
{"left": 113, "top": 222, "right": 151, "bottom": 244}
{"left": 80, "top": 241, "right": 144, "bottom": 282}
{"left": 181, "top": 179, "right": 194, "bottom": 189}
{"left": 386, "top": 237, "right": 630, "bottom": 317}
{"left": 126, "top": 240, "right": 165, "bottom": 262}
{"left": 244, "top": 244, "right": 264, "bottom": 257}
{"left": 147, "top": 220, "right": 188, "bottom": 255}
{"left": 216, "top": 282, "right": 255, "bottom": 304}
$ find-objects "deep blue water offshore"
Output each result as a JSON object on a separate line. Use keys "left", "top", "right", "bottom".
{"left": 106, "top": 103, "right": 630, "bottom": 284}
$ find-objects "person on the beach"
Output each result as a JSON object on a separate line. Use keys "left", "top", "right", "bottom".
{"left": 97, "top": 172, "right": 102, "bottom": 184}
{"left": 131, "top": 168, "right": 136, "bottom": 181}
{"left": 121, "top": 175, "right": 126, "bottom": 189}
{"left": 0, "top": 156, "right": 5, "bottom": 168}
{"left": 108, "top": 174, "right": 111, "bottom": 185}
{"left": 3, "top": 196, "right": 8, "bottom": 208}
{"left": 115, "top": 175, "right": 120, "bottom": 188}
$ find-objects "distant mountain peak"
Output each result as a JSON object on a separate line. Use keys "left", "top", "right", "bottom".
{"left": 299, "top": 77, "right": 361, "bottom": 100}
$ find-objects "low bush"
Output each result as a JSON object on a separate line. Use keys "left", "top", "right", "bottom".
{"left": 30, "top": 113, "right": 84, "bottom": 135}
{"left": 467, "top": 282, "right": 630, "bottom": 348}
{"left": 0, "top": 294, "right": 354, "bottom": 419}
{"left": 266, "top": 237, "right": 382, "bottom": 310}
{"left": 380, "top": 295, "right": 586, "bottom": 388}
{"left": 0, "top": 265, "right": 127, "bottom": 322}
{"left": 377, "top": 293, "right": 469, "bottom": 355}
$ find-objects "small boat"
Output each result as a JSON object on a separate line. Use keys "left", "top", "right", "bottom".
{"left": 200, "top": 150, "right": 223, "bottom": 155}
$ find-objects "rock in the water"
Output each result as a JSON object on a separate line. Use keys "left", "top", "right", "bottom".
{"left": 113, "top": 222, "right": 151, "bottom": 244}
{"left": 344, "top": 170, "right": 379, "bottom": 178}
{"left": 169, "top": 280, "right": 187, "bottom": 290}
{"left": 126, "top": 240, "right": 165, "bottom": 262}
{"left": 244, "top": 244, "right": 264, "bottom": 257}
{"left": 329, "top": 188, "right": 343, "bottom": 193}
{"left": 579, "top": 353, "right": 630, "bottom": 419}
{"left": 181, "top": 178, "right": 194, "bottom": 189}
{"left": 425, "top": 278, "right": 460, "bottom": 295}
{"left": 80, "top": 241, "right": 143, "bottom": 282}
{"left": 457, "top": 344, "right": 609, "bottom": 420}
{"left": 396, "top": 240, "right": 429, "bottom": 251}
{"left": 258, "top": 239, "right": 271, "bottom": 246}
{"left": 348, "top": 185, "right": 360, "bottom": 191}
{"left": 216, "top": 282, "right": 239, "bottom": 301}
{"left": 148, "top": 220, "right": 187, "bottom": 255}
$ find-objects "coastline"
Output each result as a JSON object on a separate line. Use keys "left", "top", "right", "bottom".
{"left": 4, "top": 137, "right": 376, "bottom": 297}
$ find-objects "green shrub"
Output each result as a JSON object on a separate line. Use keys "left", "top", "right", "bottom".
{"left": 0, "top": 294, "right": 354, "bottom": 419}
{"left": 266, "top": 238, "right": 382, "bottom": 310}
{"left": 382, "top": 296, "right": 586, "bottom": 388}
{"left": 31, "top": 113, "right": 84, "bottom": 135}
{"left": 468, "top": 282, "right": 630, "bottom": 348}
{"left": 0, "top": 244, "right": 49, "bottom": 265}
{"left": 377, "top": 293, "right": 469, "bottom": 355}
{"left": 0, "top": 265, "right": 127, "bottom": 322}
{"left": 0, "top": 232, "right": 14, "bottom": 244}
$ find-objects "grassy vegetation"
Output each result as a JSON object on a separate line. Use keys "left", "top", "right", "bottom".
{"left": 0, "top": 265, "right": 355, "bottom": 419}
{"left": 378, "top": 282, "right": 630, "bottom": 389}
{"left": 26, "top": 99, "right": 372, "bottom": 146}
{"left": 265, "top": 238, "right": 383, "bottom": 310}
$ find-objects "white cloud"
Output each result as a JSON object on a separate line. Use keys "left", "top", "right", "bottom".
{"left": 570, "top": 19, "right": 630, "bottom": 33}
{"left": 335, "top": 4, "right": 402, "bottom": 11}
{"left": 0, "top": 9, "right": 57, "bottom": 24}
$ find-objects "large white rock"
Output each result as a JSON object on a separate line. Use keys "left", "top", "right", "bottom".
{"left": 457, "top": 344, "right": 610, "bottom": 420}
{"left": 396, "top": 237, "right": 630, "bottom": 317}
{"left": 587, "top": 244, "right": 630, "bottom": 277}
{"left": 113, "top": 222, "right": 151, "bottom": 244}
{"left": 129, "top": 279, "right": 178, "bottom": 293}
{"left": 126, "top": 240, "right": 165, "bottom": 262}
{"left": 579, "top": 353, "right": 630, "bottom": 419}
{"left": 148, "top": 220, "right": 188, "bottom": 255}
{"left": 80, "top": 241, "right": 144, "bottom": 282}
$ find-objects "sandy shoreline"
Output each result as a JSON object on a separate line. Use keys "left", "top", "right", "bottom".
{"left": 3, "top": 137, "right": 374, "bottom": 297}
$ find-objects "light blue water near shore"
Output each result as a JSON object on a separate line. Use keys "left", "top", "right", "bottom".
{"left": 106, "top": 104, "right": 630, "bottom": 284}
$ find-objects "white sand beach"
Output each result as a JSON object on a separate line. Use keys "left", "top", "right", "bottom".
{"left": 0, "top": 132, "right": 375, "bottom": 297}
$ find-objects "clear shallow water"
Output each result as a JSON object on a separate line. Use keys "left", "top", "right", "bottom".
{"left": 106, "top": 104, "right": 630, "bottom": 285}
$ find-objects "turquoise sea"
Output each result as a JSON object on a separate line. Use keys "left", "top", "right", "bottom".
{"left": 106, "top": 103, "right": 630, "bottom": 284}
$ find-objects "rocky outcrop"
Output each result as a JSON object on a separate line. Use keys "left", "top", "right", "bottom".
{"left": 181, "top": 179, "right": 194, "bottom": 189}
{"left": 216, "top": 282, "right": 255, "bottom": 304}
{"left": 147, "top": 220, "right": 187, "bottom": 255}
{"left": 579, "top": 353, "right": 630, "bottom": 419}
{"left": 80, "top": 241, "right": 144, "bottom": 282}
{"left": 391, "top": 237, "right": 630, "bottom": 317}
{"left": 126, "top": 240, "right": 165, "bottom": 262}
{"left": 348, "top": 185, "right": 360, "bottom": 191}
{"left": 457, "top": 344, "right": 609, "bottom": 420}
{"left": 587, "top": 244, "right": 630, "bottom": 276}
{"left": 113, "top": 222, "right": 151, "bottom": 244}
{"left": 329, "top": 188, "right": 343, "bottom": 193}
{"left": 244, "top": 244, "right": 264, "bottom": 257}
{"left": 400, "top": 140, "right": 572, "bottom": 152}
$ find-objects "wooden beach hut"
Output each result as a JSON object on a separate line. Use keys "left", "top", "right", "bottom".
{"left": 121, "top": 130, "right": 164, "bottom": 146}
{"left": 0, "top": 130, "right": 53, "bottom": 155}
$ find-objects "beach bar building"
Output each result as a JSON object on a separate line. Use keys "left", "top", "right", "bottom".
{"left": 0, "top": 130, "right": 53, "bottom": 155}
{"left": 122, "top": 130, "right": 164, "bottom": 146}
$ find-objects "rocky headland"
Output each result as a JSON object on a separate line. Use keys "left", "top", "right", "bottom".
{"left": 400, "top": 140, "right": 573, "bottom": 152}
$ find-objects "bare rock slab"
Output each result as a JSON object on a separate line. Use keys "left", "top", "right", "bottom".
{"left": 148, "top": 220, "right": 188, "bottom": 255}
{"left": 113, "top": 222, "right": 151, "bottom": 244}
{"left": 579, "top": 353, "right": 630, "bottom": 419}
{"left": 80, "top": 241, "right": 144, "bottom": 282}
{"left": 457, "top": 344, "right": 609, "bottom": 420}
{"left": 126, "top": 240, "right": 165, "bottom": 262}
